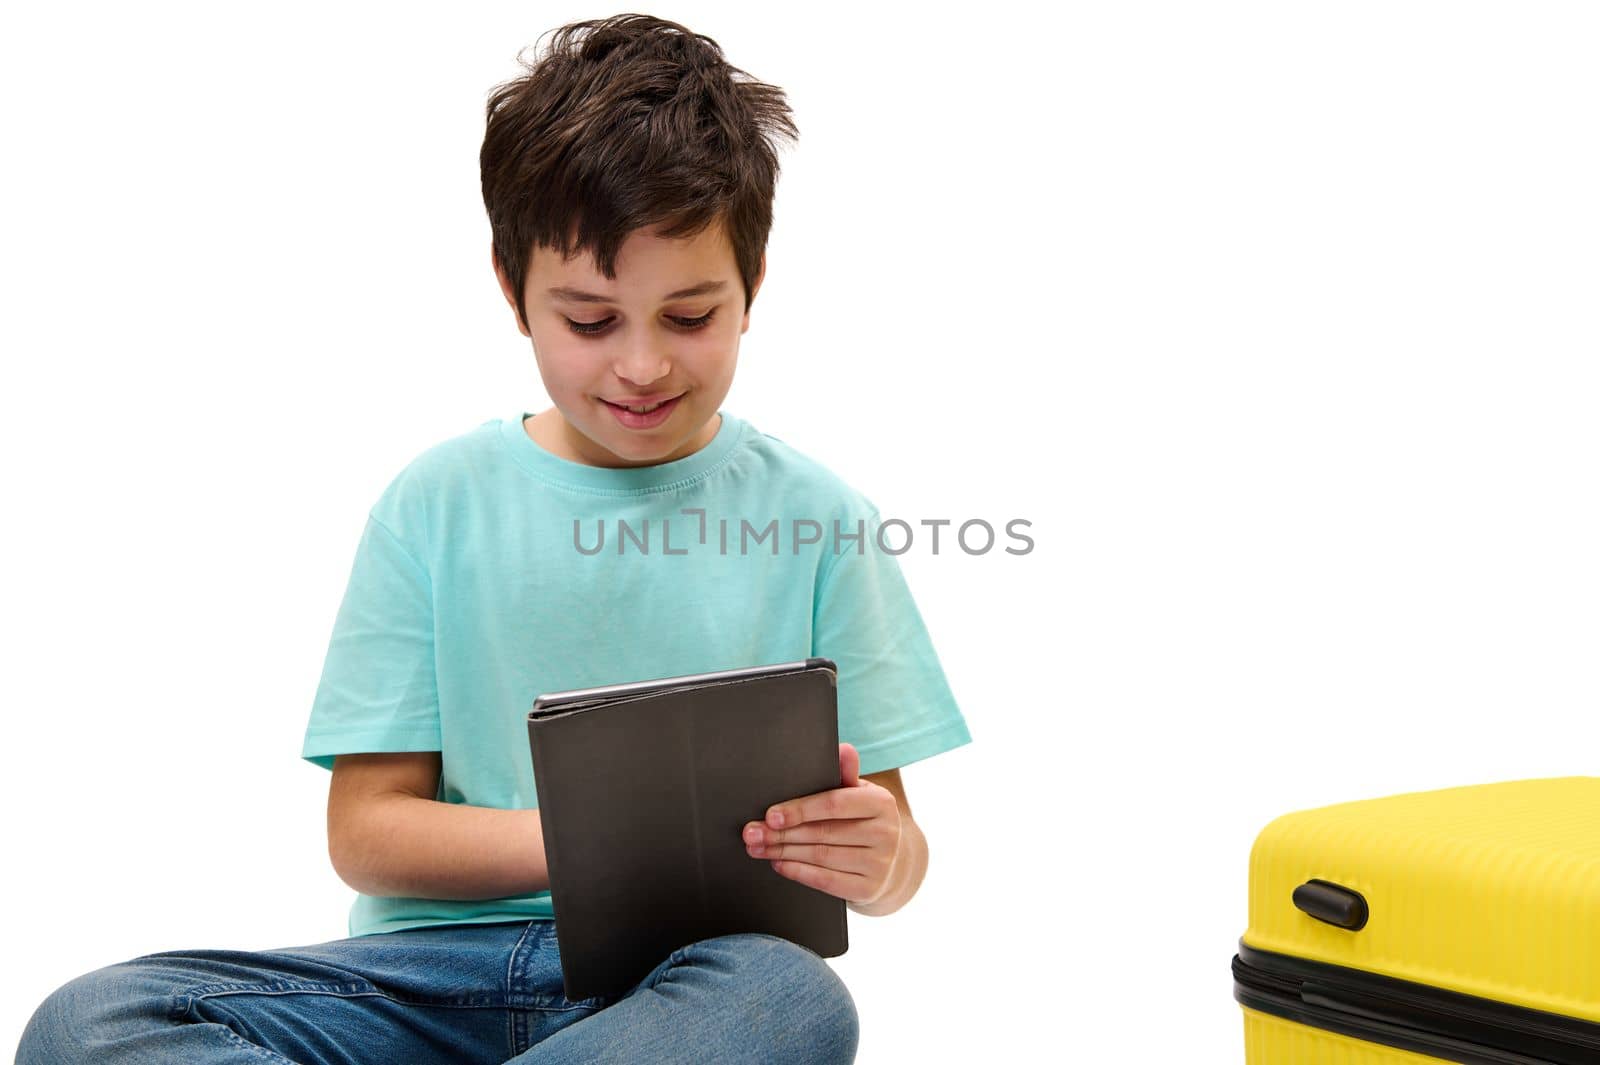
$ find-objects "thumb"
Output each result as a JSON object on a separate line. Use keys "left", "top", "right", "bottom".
{"left": 839, "top": 742, "right": 860, "bottom": 787}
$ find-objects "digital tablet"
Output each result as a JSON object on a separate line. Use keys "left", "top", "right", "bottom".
{"left": 526, "top": 657, "right": 847, "bottom": 1000}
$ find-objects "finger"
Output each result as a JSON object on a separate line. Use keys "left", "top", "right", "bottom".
{"left": 766, "top": 788, "right": 877, "bottom": 830}
{"left": 765, "top": 778, "right": 897, "bottom": 830}
{"left": 744, "top": 817, "right": 879, "bottom": 849}
{"left": 839, "top": 742, "right": 860, "bottom": 788}
{"left": 768, "top": 858, "right": 874, "bottom": 903}
{"left": 753, "top": 840, "right": 877, "bottom": 875}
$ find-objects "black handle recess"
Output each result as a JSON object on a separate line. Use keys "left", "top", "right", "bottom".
{"left": 1293, "top": 879, "right": 1369, "bottom": 931}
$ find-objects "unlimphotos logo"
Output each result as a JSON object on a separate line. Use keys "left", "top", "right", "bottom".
{"left": 571, "top": 508, "right": 1035, "bottom": 557}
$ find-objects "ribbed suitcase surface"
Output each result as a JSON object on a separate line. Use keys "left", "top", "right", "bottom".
{"left": 1234, "top": 777, "right": 1600, "bottom": 1063}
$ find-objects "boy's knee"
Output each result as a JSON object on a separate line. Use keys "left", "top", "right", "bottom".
{"left": 18, "top": 970, "right": 100, "bottom": 1064}
{"left": 693, "top": 933, "right": 859, "bottom": 1060}
{"left": 17, "top": 963, "right": 161, "bottom": 1064}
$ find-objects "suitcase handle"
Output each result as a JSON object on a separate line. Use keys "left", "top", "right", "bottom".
{"left": 1293, "top": 879, "right": 1369, "bottom": 930}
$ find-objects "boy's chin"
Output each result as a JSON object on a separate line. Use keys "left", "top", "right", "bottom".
{"left": 578, "top": 406, "right": 711, "bottom": 466}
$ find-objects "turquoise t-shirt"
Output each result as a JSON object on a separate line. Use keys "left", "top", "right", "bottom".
{"left": 302, "top": 409, "right": 973, "bottom": 937}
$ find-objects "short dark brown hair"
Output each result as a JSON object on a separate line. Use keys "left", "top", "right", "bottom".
{"left": 481, "top": 13, "right": 798, "bottom": 332}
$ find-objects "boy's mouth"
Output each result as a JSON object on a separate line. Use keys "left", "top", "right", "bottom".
{"left": 604, "top": 397, "right": 673, "bottom": 413}
{"left": 599, "top": 392, "right": 684, "bottom": 428}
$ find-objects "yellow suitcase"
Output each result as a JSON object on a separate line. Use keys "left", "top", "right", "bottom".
{"left": 1232, "top": 777, "right": 1600, "bottom": 1063}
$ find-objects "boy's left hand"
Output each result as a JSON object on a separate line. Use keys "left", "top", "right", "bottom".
{"left": 742, "top": 742, "right": 902, "bottom": 906}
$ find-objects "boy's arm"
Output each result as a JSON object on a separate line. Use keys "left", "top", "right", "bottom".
{"left": 327, "top": 752, "right": 549, "bottom": 900}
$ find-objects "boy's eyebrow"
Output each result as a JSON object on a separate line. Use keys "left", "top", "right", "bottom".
{"left": 546, "top": 280, "right": 728, "bottom": 304}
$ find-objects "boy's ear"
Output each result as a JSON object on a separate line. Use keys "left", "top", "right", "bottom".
{"left": 492, "top": 244, "right": 532, "bottom": 338}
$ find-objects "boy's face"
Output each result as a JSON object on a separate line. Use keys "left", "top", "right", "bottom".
{"left": 495, "top": 217, "right": 762, "bottom": 469}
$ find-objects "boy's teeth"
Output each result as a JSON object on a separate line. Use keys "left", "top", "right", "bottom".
{"left": 623, "top": 401, "right": 662, "bottom": 413}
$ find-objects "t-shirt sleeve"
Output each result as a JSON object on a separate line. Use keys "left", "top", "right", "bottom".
{"left": 811, "top": 508, "right": 973, "bottom": 776}
{"left": 301, "top": 495, "right": 441, "bottom": 772}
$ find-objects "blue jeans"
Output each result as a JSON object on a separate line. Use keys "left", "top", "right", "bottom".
{"left": 15, "top": 920, "right": 859, "bottom": 1064}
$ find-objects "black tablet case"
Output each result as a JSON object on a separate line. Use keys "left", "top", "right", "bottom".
{"left": 526, "top": 659, "right": 848, "bottom": 1001}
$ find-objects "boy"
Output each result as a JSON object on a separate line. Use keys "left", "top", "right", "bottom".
{"left": 17, "top": 13, "right": 970, "bottom": 1064}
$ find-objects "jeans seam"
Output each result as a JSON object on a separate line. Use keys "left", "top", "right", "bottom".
{"left": 181, "top": 980, "right": 372, "bottom": 998}
{"left": 178, "top": 982, "right": 511, "bottom": 1011}
{"left": 509, "top": 921, "right": 609, "bottom": 1013}
{"left": 506, "top": 920, "right": 540, "bottom": 1058}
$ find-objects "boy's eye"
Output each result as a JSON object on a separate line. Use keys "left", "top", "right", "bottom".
{"left": 564, "top": 310, "right": 717, "bottom": 337}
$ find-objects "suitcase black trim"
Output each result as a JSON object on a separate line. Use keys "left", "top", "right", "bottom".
{"left": 1233, "top": 943, "right": 1600, "bottom": 1065}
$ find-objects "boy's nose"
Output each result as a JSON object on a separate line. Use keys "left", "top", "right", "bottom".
{"left": 613, "top": 346, "right": 672, "bottom": 387}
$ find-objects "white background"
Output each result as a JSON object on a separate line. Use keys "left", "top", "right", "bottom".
{"left": 4, "top": 2, "right": 1597, "bottom": 1061}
